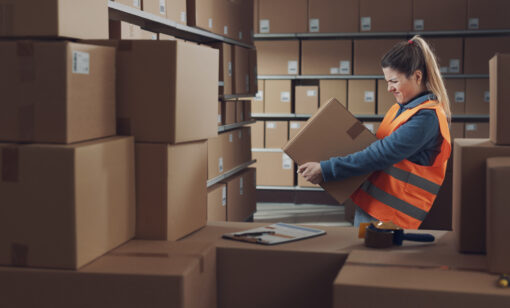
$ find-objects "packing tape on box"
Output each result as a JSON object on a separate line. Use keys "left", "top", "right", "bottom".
{"left": 111, "top": 252, "right": 205, "bottom": 273}
{"left": 0, "top": 4, "right": 13, "bottom": 35}
{"left": 2, "top": 147, "right": 19, "bottom": 182}
{"left": 17, "top": 42, "right": 36, "bottom": 82}
{"left": 18, "top": 104, "right": 35, "bottom": 141}
{"left": 117, "top": 117, "right": 132, "bottom": 135}
{"left": 11, "top": 243, "right": 28, "bottom": 267}
{"left": 346, "top": 122, "right": 365, "bottom": 140}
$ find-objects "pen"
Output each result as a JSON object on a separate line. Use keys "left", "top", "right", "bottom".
{"left": 233, "top": 231, "right": 276, "bottom": 237}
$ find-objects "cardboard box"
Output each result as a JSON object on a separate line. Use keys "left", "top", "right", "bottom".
{"left": 465, "top": 79, "right": 490, "bottom": 114}
{"left": 467, "top": 0, "right": 510, "bottom": 30}
{"left": 308, "top": 0, "right": 358, "bottom": 33}
{"left": 265, "top": 80, "right": 292, "bottom": 114}
{"left": 265, "top": 121, "right": 288, "bottom": 149}
{"left": 135, "top": 141, "right": 207, "bottom": 241}
{"left": 360, "top": 0, "right": 412, "bottom": 31}
{"left": 208, "top": 133, "right": 227, "bottom": 179}
{"left": 0, "top": 136, "right": 135, "bottom": 269}
{"left": 464, "top": 123, "right": 489, "bottom": 138}
{"left": 233, "top": 127, "right": 252, "bottom": 168}
{"left": 301, "top": 40, "right": 352, "bottom": 75}
{"left": 0, "top": 240, "right": 217, "bottom": 308}
{"left": 0, "top": 41, "right": 115, "bottom": 144}
{"left": 427, "top": 38, "right": 463, "bottom": 74}
{"left": 251, "top": 80, "right": 264, "bottom": 113}
{"left": 186, "top": 0, "right": 221, "bottom": 33}
{"left": 222, "top": 130, "right": 237, "bottom": 173}
{"left": 249, "top": 48, "right": 258, "bottom": 94}
{"left": 255, "top": 41, "right": 300, "bottom": 75}
{"left": 289, "top": 121, "right": 305, "bottom": 140}
{"left": 91, "top": 40, "right": 218, "bottom": 143}
{"left": 419, "top": 171, "right": 453, "bottom": 230}
{"left": 208, "top": 183, "right": 227, "bottom": 222}
{"left": 347, "top": 80, "right": 376, "bottom": 115}
{"left": 412, "top": 0, "right": 466, "bottom": 31}
{"left": 486, "top": 157, "right": 510, "bottom": 274}
{"left": 295, "top": 86, "right": 319, "bottom": 115}
{"left": 224, "top": 100, "right": 237, "bottom": 125}
{"left": 159, "top": 33, "right": 177, "bottom": 40}
{"left": 236, "top": 100, "right": 244, "bottom": 123}
{"left": 243, "top": 100, "right": 252, "bottom": 122}
{"left": 144, "top": 0, "right": 187, "bottom": 24}
{"left": 464, "top": 36, "right": 510, "bottom": 74}
{"left": 377, "top": 79, "right": 395, "bottom": 114}
{"left": 283, "top": 98, "right": 377, "bottom": 203}
{"left": 253, "top": 150, "right": 294, "bottom": 186}
{"left": 0, "top": 0, "right": 108, "bottom": 39}
{"left": 210, "top": 42, "right": 232, "bottom": 95}
{"left": 258, "top": 0, "right": 307, "bottom": 33}
{"left": 235, "top": 0, "right": 254, "bottom": 44}
{"left": 447, "top": 122, "right": 465, "bottom": 172}
{"left": 489, "top": 53, "right": 510, "bottom": 145}
{"left": 114, "top": 0, "right": 142, "bottom": 10}
{"left": 453, "top": 138, "right": 510, "bottom": 253}
{"left": 249, "top": 121, "right": 264, "bottom": 148}
{"left": 353, "top": 39, "right": 400, "bottom": 75}
{"left": 444, "top": 79, "right": 466, "bottom": 115}
{"left": 109, "top": 21, "right": 158, "bottom": 39}
{"left": 320, "top": 80, "right": 347, "bottom": 107}
{"left": 232, "top": 46, "right": 250, "bottom": 95}
{"left": 221, "top": 168, "right": 257, "bottom": 221}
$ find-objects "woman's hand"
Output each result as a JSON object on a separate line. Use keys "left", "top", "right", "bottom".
{"left": 297, "top": 162, "right": 324, "bottom": 185}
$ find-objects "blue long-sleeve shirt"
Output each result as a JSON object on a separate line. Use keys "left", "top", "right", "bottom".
{"left": 320, "top": 92, "right": 443, "bottom": 182}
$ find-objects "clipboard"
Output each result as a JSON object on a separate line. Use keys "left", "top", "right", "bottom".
{"left": 222, "top": 223, "right": 326, "bottom": 245}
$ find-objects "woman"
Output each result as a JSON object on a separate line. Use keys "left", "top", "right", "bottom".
{"left": 297, "top": 35, "right": 451, "bottom": 229}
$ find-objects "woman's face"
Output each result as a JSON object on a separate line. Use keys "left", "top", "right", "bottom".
{"left": 382, "top": 67, "right": 426, "bottom": 104}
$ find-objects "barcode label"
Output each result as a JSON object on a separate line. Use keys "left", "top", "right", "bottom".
{"left": 288, "top": 61, "right": 298, "bottom": 74}
{"left": 266, "top": 122, "right": 276, "bottom": 129}
{"left": 449, "top": 59, "right": 460, "bottom": 73}
{"left": 224, "top": 25, "right": 228, "bottom": 35}
{"left": 466, "top": 124, "right": 477, "bottom": 131}
{"left": 361, "top": 17, "right": 371, "bottom": 31}
{"left": 260, "top": 19, "right": 270, "bottom": 33}
{"left": 309, "top": 19, "right": 319, "bottom": 32}
{"left": 218, "top": 114, "right": 222, "bottom": 123}
{"left": 282, "top": 154, "right": 292, "bottom": 169}
{"left": 229, "top": 133, "right": 233, "bottom": 143}
{"left": 414, "top": 19, "right": 424, "bottom": 31}
{"left": 468, "top": 18, "right": 479, "bottom": 29}
{"left": 159, "top": 0, "right": 166, "bottom": 14}
{"left": 454, "top": 92, "right": 465, "bottom": 103}
{"left": 180, "top": 11, "right": 186, "bottom": 23}
{"left": 255, "top": 90, "right": 263, "bottom": 101}
{"left": 222, "top": 187, "right": 227, "bottom": 206}
{"left": 208, "top": 18, "right": 213, "bottom": 29}
{"left": 340, "top": 61, "right": 350, "bottom": 74}
{"left": 219, "top": 157, "right": 224, "bottom": 173}
{"left": 364, "top": 91, "right": 375, "bottom": 103}
{"left": 330, "top": 67, "right": 340, "bottom": 74}
{"left": 290, "top": 122, "right": 301, "bottom": 129}
{"left": 72, "top": 51, "right": 90, "bottom": 75}
{"left": 228, "top": 61, "right": 232, "bottom": 77}
{"left": 307, "top": 90, "right": 317, "bottom": 97}
{"left": 280, "top": 92, "right": 291, "bottom": 102}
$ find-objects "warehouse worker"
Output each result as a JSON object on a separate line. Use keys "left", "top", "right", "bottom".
{"left": 298, "top": 35, "right": 451, "bottom": 229}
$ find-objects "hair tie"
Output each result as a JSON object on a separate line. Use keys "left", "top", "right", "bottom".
{"left": 408, "top": 39, "right": 414, "bottom": 45}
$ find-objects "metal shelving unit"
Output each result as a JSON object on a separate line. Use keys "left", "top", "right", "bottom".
{"left": 257, "top": 74, "right": 489, "bottom": 80}
{"left": 218, "top": 120, "right": 256, "bottom": 133}
{"left": 220, "top": 94, "right": 256, "bottom": 100}
{"left": 207, "top": 160, "right": 257, "bottom": 188}
{"left": 252, "top": 114, "right": 490, "bottom": 122}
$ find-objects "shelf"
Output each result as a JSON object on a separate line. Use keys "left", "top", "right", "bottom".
{"left": 207, "top": 160, "right": 257, "bottom": 188}
{"left": 251, "top": 148, "right": 283, "bottom": 152}
{"left": 257, "top": 185, "right": 324, "bottom": 192}
{"left": 257, "top": 74, "right": 489, "bottom": 80}
{"left": 451, "top": 115, "right": 490, "bottom": 122}
{"left": 252, "top": 114, "right": 489, "bottom": 122}
{"left": 108, "top": 1, "right": 254, "bottom": 49}
{"left": 218, "top": 120, "right": 255, "bottom": 133}
{"left": 220, "top": 94, "right": 256, "bottom": 100}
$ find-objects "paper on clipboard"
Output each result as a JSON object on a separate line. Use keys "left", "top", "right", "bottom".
{"left": 222, "top": 223, "right": 326, "bottom": 245}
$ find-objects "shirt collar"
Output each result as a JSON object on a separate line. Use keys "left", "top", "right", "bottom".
{"left": 397, "top": 91, "right": 436, "bottom": 110}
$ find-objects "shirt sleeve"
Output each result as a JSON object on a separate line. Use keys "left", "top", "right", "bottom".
{"left": 320, "top": 109, "right": 440, "bottom": 182}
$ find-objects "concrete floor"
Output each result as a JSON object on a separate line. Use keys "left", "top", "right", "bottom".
{"left": 253, "top": 203, "right": 352, "bottom": 227}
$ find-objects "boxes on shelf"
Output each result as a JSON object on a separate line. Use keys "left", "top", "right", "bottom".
{"left": 249, "top": 121, "right": 264, "bottom": 148}
{"left": 295, "top": 86, "right": 319, "bottom": 115}
{"left": 464, "top": 36, "right": 510, "bottom": 74}
{"left": 265, "top": 121, "right": 288, "bottom": 149}
{"left": 237, "top": 100, "right": 251, "bottom": 123}
{"left": 144, "top": 0, "right": 187, "bottom": 25}
{"left": 255, "top": 41, "right": 300, "bottom": 75}
{"left": 114, "top": 0, "right": 142, "bottom": 10}
{"left": 224, "top": 100, "right": 237, "bottom": 125}
{"left": 320, "top": 80, "right": 347, "bottom": 108}
{"left": 186, "top": 0, "right": 221, "bottom": 34}
{"left": 248, "top": 48, "right": 258, "bottom": 94}
{"left": 467, "top": 0, "right": 510, "bottom": 30}
{"left": 253, "top": 150, "right": 294, "bottom": 186}
{"left": 301, "top": 40, "right": 352, "bottom": 75}
{"left": 109, "top": 21, "right": 158, "bottom": 40}
{"left": 307, "top": 0, "right": 359, "bottom": 33}
{"left": 377, "top": 79, "right": 395, "bottom": 115}
{"left": 289, "top": 121, "right": 305, "bottom": 140}
{"left": 444, "top": 79, "right": 466, "bottom": 115}
{"left": 221, "top": 168, "right": 257, "bottom": 221}
{"left": 464, "top": 123, "right": 489, "bottom": 138}
{"left": 0, "top": 0, "right": 108, "bottom": 39}
{"left": 135, "top": 141, "right": 207, "bottom": 241}
{"left": 208, "top": 133, "right": 226, "bottom": 180}
{"left": 427, "top": 38, "right": 463, "bottom": 74}
{"left": 347, "top": 80, "right": 376, "bottom": 115}
{"left": 283, "top": 98, "right": 377, "bottom": 204}
{"left": 251, "top": 80, "right": 265, "bottom": 113}
{"left": 233, "top": 46, "right": 250, "bottom": 95}
{"left": 359, "top": 0, "right": 412, "bottom": 32}
{"left": 264, "top": 80, "right": 292, "bottom": 114}
{"left": 217, "top": 101, "right": 223, "bottom": 126}
{"left": 465, "top": 79, "right": 489, "bottom": 115}
{"left": 234, "top": 0, "right": 255, "bottom": 44}
{"left": 210, "top": 42, "right": 232, "bottom": 95}
{"left": 489, "top": 53, "right": 510, "bottom": 145}
{"left": 207, "top": 183, "right": 227, "bottom": 222}
{"left": 0, "top": 136, "right": 135, "bottom": 269}
{"left": 412, "top": 0, "right": 466, "bottom": 31}
{"left": 233, "top": 127, "right": 252, "bottom": 168}
{"left": 257, "top": 0, "right": 307, "bottom": 33}
{"left": 353, "top": 39, "right": 400, "bottom": 75}
{"left": 0, "top": 41, "right": 115, "bottom": 144}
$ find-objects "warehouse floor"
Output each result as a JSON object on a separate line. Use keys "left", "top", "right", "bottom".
{"left": 253, "top": 203, "right": 351, "bottom": 227}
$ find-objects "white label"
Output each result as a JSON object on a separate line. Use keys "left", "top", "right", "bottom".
{"left": 309, "top": 18, "right": 319, "bottom": 32}
{"left": 228, "top": 61, "right": 232, "bottom": 77}
{"left": 468, "top": 18, "right": 479, "bottom": 30}
{"left": 290, "top": 122, "right": 301, "bottom": 129}
{"left": 466, "top": 124, "right": 477, "bottom": 131}
{"left": 218, "top": 157, "right": 224, "bottom": 173}
{"left": 159, "top": 0, "right": 166, "bottom": 14}
{"left": 440, "top": 66, "right": 448, "bottom": 74}
{"left": 364, "top": 123, "right": 375, "bottom": 134}
{"left": 364, "top": 91, "right": 375, "bottom": 103}
{"left": 245, "top": 74, "right": 250, "bottom": 92}
{"left": 340, "top": 61, "right": 350, "bottom": 74}
{"left": 218, "top": 114, "right": 222, "bottom": 123}
{"left": 280, "top": 91, "right": 290, "bottom": 102}
{"left": 288, "top": 61, "right": 298, "bottom": 74}
{"left": 151, "top": 34, "right": 157, "bottom": 40}
{"left": 208, "top": 18, "right": 213, "bottom": 29}
{"left": 361, "top": 17, "right": 371, "bottom": 31}
{"left": 238, "top": 130, "right": 243, "bottom": 139}
{"left": 239, "top": 177, "right": 244, "bottom": 195}
{"left": 330, "top": 67, "right": 340, "bottom": 74}
{"left": 255, "top": 90, "right": 263, "bottom": 101}
{"left": 222, "top": 187, "right": 227, "bottom": 206}
{"left": 133, "top": 0, "right": 141, "bottom": 8}
{"left": 454, "top": 92, "right": 465, "bottom": 103}
{"left": 260, "top": 19, "right": 270, "bottom": 33}
{"left": 239, "top": 32, "right": 243, "bottom": 39}
{"left": 484, "top": 91, "right": 490, "bottom": 102}
{"left": 307, "top": 90, "right": 317, "bottom": 97}
{"left": 266, "top": 122, "right": 276, "bottom": 129}
{"left": 219, "top": 81, "right": 224, "bottom": 87}
{"left": 72, "top": 51, "right": 90, "bottom": 75}
{"left": 449, "top": 59, "right": 460, "bottom": 73}
{"left": 229, "top": 133, "right": 233, "bottom": 143}
{"left": 282, "top": 154, "right": 292, "bottom": 170}
{"left": 414, "top": 19, "right": 424, "bottom": 31}
{"left": 224, "top": 25, "right": 228, "bottom": 35}
{"left": 180, "top": 11, "right": 187, "bottom": 23}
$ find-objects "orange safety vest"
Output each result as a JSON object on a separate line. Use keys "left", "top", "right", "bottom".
{"left": 350, "top": 100, "right": 451, "bottom": 229}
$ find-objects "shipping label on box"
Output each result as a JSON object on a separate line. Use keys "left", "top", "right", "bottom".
{"left": 361, "top": 17, "right": 371, "bottom": 31}
{"left": 310, "top": 18, "right": 320, "bottom": 32}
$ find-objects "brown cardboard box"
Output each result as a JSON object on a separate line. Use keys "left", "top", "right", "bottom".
{"left": 420, "top": 171, "right": 453, "bottom": 230}
{"left": 412, "top": 0, "right": 466, "bottom": 31}
{"left": 320, "top": 80, "right": 347, "bottom": 107}
{"left": 353, "top": 39, "right": 400, "bottom": 75}
{"left": 114, "top": 0, "right": 142, "bottom": 10}
{"left": 453, "top": 138, "right": 510, "bottom": 253}
{"left": 347, "top": 80, "right": 376, "bottom": 115}
{"left": 0, "top": 0, "right": 108, "bottom": 39}
{"left": 251, "top": 80, "right": 265, "bottom": 113}
{"left": 187, "top": 0, "right": 221, "bottom": 33}
{"left": 0, "top": 136, "right": 135, "bottom": 269}
{"left": 308, "top": 0, "right": 358, "bottom": 33}
{"left": 265, "top": 80, "right": 292, "bottom": 114}
{"left": 210, "top": 42, "right": 232, "bottom": 95}
{"left": 233, "top": 0, "right": 254, "bottom": 44}
{"left": 218, "top": 101, "right": 223, "bottom": 126}
{"left": 427, "top": 38, "right": 463, "bottom": 74}
{"left": 295, "top": 86, "right": 319, "bottom": 115}
{"left": 464, "top": 36, "right": 510, "bottom": 74}
{"left": 144, "top": 0, "right": 187, "bottom": 24}
{"left": 249, "top": 121, "right": 264, "bottom": 148}
{"left": 221, "top": 168, "right": 257, "bottom": 221}
{"left": 377, "top": 79, "right": 395, "bottom": 114}
{"left": 464, "top": 123, "right": 489, "bottom": 138}
{"left": 233, "top": 127, "right": 252, "bottom": 167}
{"left": 0, "top": 240, "right": 217, "bottom": 308}
{"left": 253, "top": 150, "right": 294, "bottom": 186}
{"left": 265, "top": 121, "right": 288, "bottom": 149}
{"left": 255, "top": 41, "right": 300, "bottom": 75}
{"left": 444, "top": 79, "right": 466, "bottom": 115}
{"left": 467, "top": 0, "right": 510, "bottom": 30}
{"left": 0, "top": 41, "right": 115, "bottom": 144}
{"left": 447, "top": 122, "right": 465, "bottom": 172}
{"left": 289, "top": 121, "right": 305, "bottom": 140}
{"left": 109, "top": 21, "right": 158, "bottom": 39}
{"left": 243, "top": 101, "right": 252, "bottom": 122}
{"left": 224, "top": 100, "right": 237, "bottom": 125}
{"left": 236, "top": 101, "right": 244, "bottom": 123}
{"left": 465, "top": 79, "right": 490, "bottom": 114}
{"left": 135, "top": 141, "right": 207, "bottom": 241}
{"left": 489, "top": 53, "right": 510, "bottom": 145}
{"left": 233, "top": 46, "right": 250, "bottom": 95}
{"left": 258, "top": 0, "right": 307, "bottom": 33}
{"left": 301, "top": 40, "right": 352, "bottom": 75}
{"left": 222, "top": 130, "right": 237, "bottom": 172}
{"left": 89, "top": 40, "right": 219, "bottom": 144}
{"left": 208, "top": 133, "right": 226, "bottom": 179}
{"left": 283, "top": 98, "right": 377, "bottom": 203}
{"left": 208, "top": 183, "right": 227, "bottom": 222}
{"left": 486, "top": 157, "right": 510, "bottom": 274}
{"left": 249, "top": 48, "right": 258, "bottom": 93}
{"left": 159, "top": 33, "right": 178, "bottom": 40}
{"left": 359, "top": 0, "right": 412, "bottom": 32}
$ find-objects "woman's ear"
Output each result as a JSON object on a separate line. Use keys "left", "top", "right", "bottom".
{"left": 414, "top": 70, "right": 423, "bottom": 85}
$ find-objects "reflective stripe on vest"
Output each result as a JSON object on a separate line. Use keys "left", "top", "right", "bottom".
{"left": 383, "top": 166, "right": 441, "bottom": 195}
